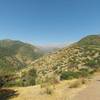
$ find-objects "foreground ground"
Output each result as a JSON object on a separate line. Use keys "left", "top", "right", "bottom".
{"left": 10, "top": 80, "right": 86, "bottom": 100}
{"left": 2, "top": 73, "right": 100, "bottom": 100}
{"left": 71, "top": 73, "right": 100, "bottom": 100}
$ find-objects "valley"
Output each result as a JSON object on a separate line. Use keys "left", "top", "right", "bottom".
{"left": 0, "top": 35, "right": 100, "bottom": 100}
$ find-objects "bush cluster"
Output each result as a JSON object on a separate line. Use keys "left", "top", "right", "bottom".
{"left": 60, "top": 68, "right": 90, "bottom": 80}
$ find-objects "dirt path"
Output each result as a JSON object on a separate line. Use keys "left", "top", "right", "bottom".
{"left": 71, "top": 74, "right": 100, "bottom": 100}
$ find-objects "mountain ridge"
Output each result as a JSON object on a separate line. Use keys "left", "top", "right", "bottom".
{"left": 0, "top": 39, "right": 43, "bottom": 75}
{"left": 22, "top": 35, "right": 100, "bottom": 83}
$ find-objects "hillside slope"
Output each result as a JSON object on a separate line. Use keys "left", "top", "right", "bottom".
{"left": 23, "top": 35, "right": 100, "bottom": 82}
{"left": 0, "top": 39, "right": 43, "bottom": 74}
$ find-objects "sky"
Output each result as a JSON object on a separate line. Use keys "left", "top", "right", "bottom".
{"left": 0, "top": 0, "right": 100, "bottom": 46}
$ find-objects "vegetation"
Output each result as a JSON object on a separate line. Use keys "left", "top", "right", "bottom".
{"left": 60, "top": 68, "right": 90, "bottom": 80}
{"left": 0, "top": 35, "right": 100, "bottom": 87}
{"left": 0, "top": 39, "right": 43, "bottom": 74}
{"left": 78, "top": 35, "right": 100, "bottom": 46}
{"left": 0, "top": 73, "right": 16, "bottom": 88}
{"left": 20, "top": 68, "right": 37, "bottom": 86}
{"left": 60, "top": 71, "right": 80, "bottom": 80}
{"left": 69, "top": 80, "right": 81, "bottom": 88}
{"left": 69, "top": 78, "right": 88, "bottom": 88}
{"left": 0, "top": 39, "right": 44, "bottom": 87}
{"left": 40, "top": 74, "right": 59, "bottom": 95}
{"left": 27, "top": 35, "right": 100, "bottom": 83}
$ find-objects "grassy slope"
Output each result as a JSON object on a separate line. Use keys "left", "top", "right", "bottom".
{"left": 21, "top": 35, "right": 100, "bottom": 83}
{"left": 0, "top": 39, "right": 43, "bottom": 75}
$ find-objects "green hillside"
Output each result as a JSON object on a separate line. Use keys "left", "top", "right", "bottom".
{"left": 0, "top": 35, "right": 100, "bottom": 87}
{"left": 78, "top": 35, "right": 100, "bottom": 46}
{"left": 0, "top": 39, "right": 43, "bottom": 75}
{"left": 21, "top": 35, "right": 100, "bottom": 84}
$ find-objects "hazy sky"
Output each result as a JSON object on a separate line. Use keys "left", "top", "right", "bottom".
{"left": 0, "top": 0, "right": 100, "bottom": 45}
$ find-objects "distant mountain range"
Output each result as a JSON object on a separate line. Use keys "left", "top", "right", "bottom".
{"left": 38, "top": 42, "right": 73, "bottom": 53}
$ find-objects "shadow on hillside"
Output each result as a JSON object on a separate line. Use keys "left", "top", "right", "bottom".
{"left": 0, "top": 89, "right": 19, "bottom": 100}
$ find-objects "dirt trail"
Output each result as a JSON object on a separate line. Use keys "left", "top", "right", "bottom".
{"left": 71, "top": 74, "right": 100, "bottom": 100}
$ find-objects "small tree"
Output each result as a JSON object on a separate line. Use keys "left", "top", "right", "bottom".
{"left": 21, "top": 68, "right": 37, "bottom": 86}
{"left": 86, "top": 60, "right": 97, "bottom": 68}
{"left": 0, "top": 76, "right": 5, "bottom": 88}
{"left": 0, "top": 74, "right": 16, "bottom": 88}
{"left": 40, "top": 74, "right": 59, "bottom": 95}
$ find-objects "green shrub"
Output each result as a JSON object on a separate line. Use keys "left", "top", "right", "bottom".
{"left": 60, "top": 71, "right": 80, "bottom": 80}
{"left": 79, "top": 68, "right": 89, "bottom": 77}
{"left": 20, "top": 68, "right": 37, "bottom": 86}
{"left": 60, "top": 68, "right": 90, "bottom": 80}
{"left": 0, "top": 74, "right": 16, "bottom": 88}
{"left": 89, "top": 70, "right": 96, "bottom": 74}
{"left": 86, "top": 60, "right": 97, "bottom": 68}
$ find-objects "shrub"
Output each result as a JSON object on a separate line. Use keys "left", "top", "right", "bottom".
{"left": 60, "top": 68, "right": 90, "bottom": 81}
{"left": 69, "top": 80, "right": 81, "bottom": 88}
{"left": 86, "top": 60, "right": 97, "bottom": 68}
{"left": 0, "top": 74, "right": 16, "bottom": 88}
{"left": 20, "top": 68, "right": 37, "bottom": 86}
{"left": 60, "top": 71, "right": 80, "bottom": 80}
{"left": 40, "top": 75, "right": 58, "bottom": 95}
{"left": 89, "top": 70, "right": 96, "bottom": 74}
{"left": 81, "top": 78, "right": 88, "bottom": 84}
{"left": 79, "top": 68, "right": 90, "bottom": 77}
{"left": 45, "top": 86, "right": 53, "bottom": 95}
{"left": 0, "top": 77, "right": 5, "bottom": 88}
{"left": 69, "top": 78, "right": 88, "bottom": 88}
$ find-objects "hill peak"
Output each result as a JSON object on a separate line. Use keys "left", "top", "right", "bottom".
{"left": 78, "top": 34, "right": 100, "bottom": 45}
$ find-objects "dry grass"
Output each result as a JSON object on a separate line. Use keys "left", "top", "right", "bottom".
{"left": 69, "top": 80, "right": 81, "bottom": 88}
{"left": 69, "top": 78, "right": 88, "bottom": 88}
{"left": 10, "top": 79, "right": 87, "bottom": 100}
